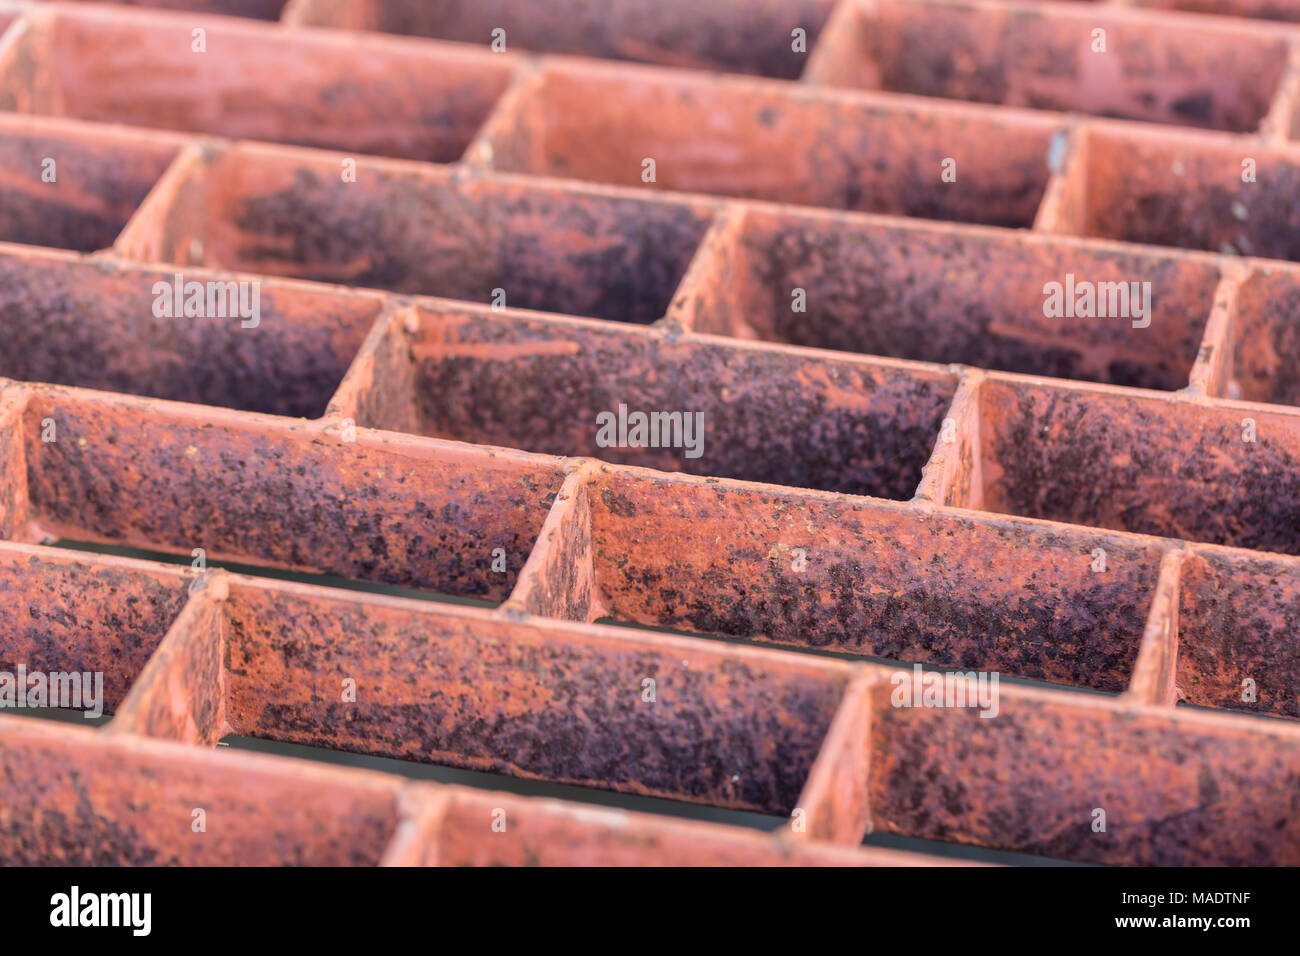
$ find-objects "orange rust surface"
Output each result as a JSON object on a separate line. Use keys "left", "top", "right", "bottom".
{"left": 0, "top": 0, "right": 1298, "bottom": 867}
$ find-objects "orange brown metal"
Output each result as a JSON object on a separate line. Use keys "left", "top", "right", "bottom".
{"left": 5, "top": 4, "right": 518, "bottom": 161}
{"left": 478, "top": 58, "right": 1063, "bottom": 226}
{"left": 288, "top": 0, "right": 839, "bottom": 79}
{"left": 583, "top": 465, "right": 1166, "bottom": 691}
{"left": 977, "top": 374, "right": 1300, "bottom": 554}
{"left": 18, "top": 383, "right": 566, "bottom": 598}
{"left": 1177, "top": 546, "right": 1300, "bottom": 719}
{"left": 867, "top": 671, "right": 1300, "bottom": 865}
{"left": 0, "top": 243, "right": 384, "bottom": 415}
{"left": 808, "top": 0, "right": 1289, "bottom": 132}
{"left": 1, "top": 0, "right": 1299, "bottom": 868}
{"left": 335, "top": 299, "right": 956, "bottom": 496}
{"left": 0, "top": 114, "right": 180, "bottom": 251}
{"left": 117, "top": 142, "right": 717, "bottom": 325}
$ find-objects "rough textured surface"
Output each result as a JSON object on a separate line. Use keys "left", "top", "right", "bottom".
{"left": 0, "top": 547, "right": 191, "bottom": 711}
{"left": 980, "top": 378, "right": 1300, "bottom": 554}
{"left": 484, "top": 61, "right": 1059, "bottom": 226}
{"left": 0, "top": 717, "right": 401, "bottom": 865}
{"left": 0, "top": 0, "right": 1298, "bottom": 867}
{"left": 23, "top": 387, "right": 563, "bottom": 599}
{"left": 0, "top": 117, "right": 178, "bottom": 251}
{"left": 5, "top": 5, "right": 516, "bottom": 161}
{"left": 588, "top": 471, "right": 1162, "bottom": 691}
{"left": 1079, "top": 127, "right": 1300, "bottom": 261}
{"left": 681, "top": 208, "right": 1217, "bottom": 390}
{"left": 868, "top": 676, "right": 1300, "bottom": 866}
{"left": 292, "top": 0, "right": 838, "bottom": 78}
{"left": 142, "top": 146, "right": 716, "bottom": 326}
{"left": 1178, "top": 550, "right": 1300, "bottom": 718}
{"left": 372, "top": 303, "right": 955, "bottom": 496}
{"left": 0, "top": 247, "right": 383, "bottom": 416}
{"left": 221, "top": 580, "right": 848, "bottom": 813}
{"left": 810, "top": 0, "right": 1289, "bottom": 132}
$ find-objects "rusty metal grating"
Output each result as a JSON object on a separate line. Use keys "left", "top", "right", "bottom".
{"left": 0, "top": 0, "right": 1297, "bottom": 869}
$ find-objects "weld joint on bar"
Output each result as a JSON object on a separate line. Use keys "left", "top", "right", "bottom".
{"left": 1122, "top": 548, "right": 1186, "bottom": 707}
{"left": 0, "top": 378, "right": 31, "bottom": 542}
{"left": 1187, "top": 265, "right": 1251, "bottom": 401}
{"left": 1259, "top": 38, "right": 1300, "bottom": 144}
{"left": 496, "top": 464, "right": 602, "bottom": 622}
{"left": 911, "top": 367, "right": 983, "bottom": 514}
{"left": 378, "top": 787, "right": 453, "bottom": 867}
{"left": 1032, "top": 120, "right": 1089, "bottom": 235}
{"left": 322, "top": 296, "right": 417, "bottom": 424}
{"left": 105, "top": 572, "right": 231, "bottom": 745}
{"left": 461, "top": 57, "right": 548, "bottom": 170}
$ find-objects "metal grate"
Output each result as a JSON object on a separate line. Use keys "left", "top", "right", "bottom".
{"left": 0, "top": 0, "right": 1298, "bottom": 867}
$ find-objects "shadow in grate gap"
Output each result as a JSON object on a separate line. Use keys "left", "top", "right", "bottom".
{"left": 219, "top": 733, "right": 1082, "bottom": 866}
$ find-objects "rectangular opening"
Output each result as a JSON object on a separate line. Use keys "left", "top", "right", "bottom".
{"left": 218, "top": 734, "right": 782, "bottom": 830}
{"left": 220, "top": 581, "right": 849, "bottom": 814}
{"left": 0, "top": 547, "right": 191, "bottom": 717}
{"left": 22, "top": 390, "right": 565, "bottom": 601}
{"left": 1178, "top": 550, "right": 1300, "bottom": 720}
{"left": 484, "top": 61, "right": 1059, "bottom": 226}
{"left": 292, "top": 0, "right": 837, "bottom": 79}
{"left": 4, "top": 6, "right": 515, "bottom": 161}
{"left": 0, "top": 120, "right": 178, "bottom": 252}
{"left": 350, "top": 305, "right": 955, "bottom": 497}
{"left": 812, "top": 0, "right": 1287, "bottom": 133}
{"left": 685, "top": 208, "right": 1218, "bottom": 390}
{"left": 978, "top": 377, "right": 1300, "bottom": 554}
{"left": 587, "top": 472, "right": 1164, "bottom": 692}
{"left": 128, "top": 145, "right": 713, "bottom": 325}
{"left": 1228, "top": 268, "right": 1300, "bottom": 407}
{"left": 0, "top": 248, "right": 383, "bottom": 417}
{"left": 1078, "top": 127, "right": 1300, "bottom": 262}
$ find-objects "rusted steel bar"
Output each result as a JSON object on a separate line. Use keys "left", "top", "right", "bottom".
{"left": 412, "top": 787, "right": 987, "bottom": 867}
{"left": 108, "top": 575, "right": 229, "bottom": 744}
{"left": 0, "top": 114, "right": 181, "bottom": 251}
{"left": 1222, "top": 267, "right": 1300, "bottom": 405}
{"left": 791, "top": 670, "right": 877, "bottom": 844}
{"left": 1, "top": 3, "right": 519, "bottom": 161}
{"left": 212, "top": 573, "right": 850, "bottom": 813}
{"left": 585, "top": 465, "right": 1166, "bottom": 690}
{"left": 340, "top": 297, "right": 955, "bottom": 497}
{"left": 0, "top": 541, "right": 193, "bottom": 715}
{"left": 1177, "top": 544, "right": 1300, "bottom": 719}
{"left": 977, "top": 372, "right": 1300, "bottom": 554}
{"left": 478, "top": 58, "right": 1063, "bottom": 226}
{"left": 0, "top": 715, "right": 404, "bottom": 865}
{"left": 0, "top": 242, "right": 385, "bottom": 416}
{"left": 1, "top": 0, "right": 1297, "bottom": 869}
{"left": 0, "top": 380, "right": 27, "bottom": 539}
{"left": 115, "top": 141, "right": 718, "bottom": 324}
{"left": 500, "top": 466, "right": 600, "bottom": 621}
{"left": 806, "top": 0, "right": 1290, "bottom": 132}
{"left": 672, "top": 204, "right": 1219, "bottom": 391}
{"left": 1186, "top": 266, "right": 1249, "bottom": 400}
{"left": 19, "top": 382, "right": 565, "bottom": 599}
{"left": 866, "top": 669, "right": 1300, "bottom": 865}
{"left": 1123, "top": 548, "right": 1184, "bottom": 706}
{"left": 288, "top": 0, "right": 840, "bottom": 79}
{"left": 1058, "top": 121, "right": 1300, "bottom": 261}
